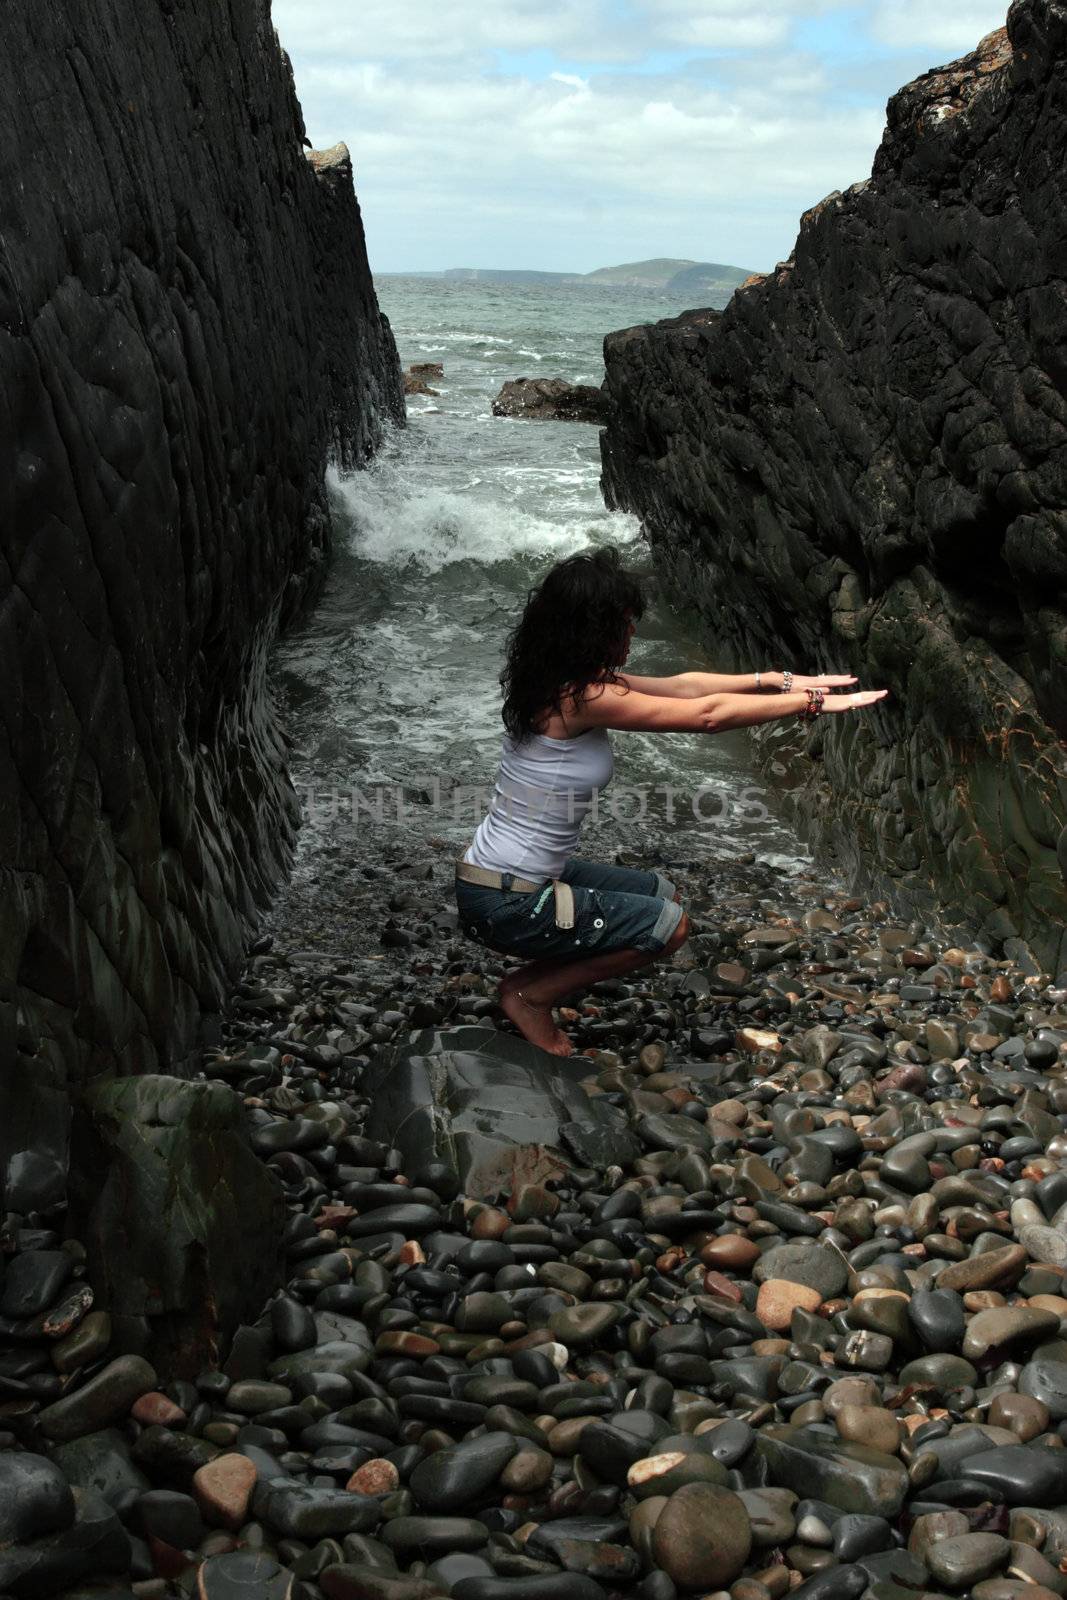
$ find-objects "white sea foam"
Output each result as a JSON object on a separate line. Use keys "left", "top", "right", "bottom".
{"left": 327, "top": 463, "right": 637, "bottom": 573}
{"left": 425, "top": 332, "right": 513, "bottom": 345}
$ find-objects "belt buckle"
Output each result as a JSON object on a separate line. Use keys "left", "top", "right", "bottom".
{"left": 500, "top": 871, "right": 514, "bottom": 891}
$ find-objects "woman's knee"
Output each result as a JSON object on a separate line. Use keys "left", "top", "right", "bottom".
{"left": 663, "top": 909, "right": 690, "bottom": 955}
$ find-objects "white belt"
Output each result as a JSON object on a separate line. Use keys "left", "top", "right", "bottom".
{"left": 455, "top": 859, "right": 576, "bottom": 929}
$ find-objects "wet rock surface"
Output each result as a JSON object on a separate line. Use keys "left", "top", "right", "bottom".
{"left": 364, "top": 1031, "right": 639, "bottom": 1198}
{"left": 493, "top": 378, "right": 612, "bottom": 424}
{"left": 600, "top": 0, "right": 1067, "bottom": 971}
{"left": 6, "top": 847, "right": 1067, "bottom": 1598}
{"left": 68, "top": 1076, "right": 284, "bottom": 1374}
{"left": 404, "top": 364, "right": 444, "bottom": 398}
{"left": 0, "top": 0, "right": 403, "bottom": 1210}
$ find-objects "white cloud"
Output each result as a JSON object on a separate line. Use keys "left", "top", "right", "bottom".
{"left": 271, "top": 0, "right": 857, "bottom": 64}
{"left": 869, "top": 0, "right": 1008, "bottom": 53}
{"left": 272, "top": 0, "right": 612, "bottom": 63}
{"left": 649, "top": 0, "right": 830, "bottom": 50}
{"left": 296, "top": 58, "right": 884, "bottom": 264}
{"left": 270, "top": 0, "right": 1012, "bottom": 272}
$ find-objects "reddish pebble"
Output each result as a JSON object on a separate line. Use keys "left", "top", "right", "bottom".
{"left": 875, "top": 1064, "right": 928, "bottom": 1097}
{"left": 193, "top": 1453, "right": 258, "bottom": 1530}
{"left": 471, "top": 1207, "right": 509, "bottom": 1240}
{"left": 756, "top": 1279, "right": 822, "bottom": 1332}
{"left": 132, "top": 1392, "right": 186, "bottom": 1427}
{"left": 397, "top": 1240, "right": 426, "bottom": 1266}
{"left": 314, "top": 1205, "right": 355, "bottom": 1231}
{"left": 703, "top": 1270, "right": 743, "bottom": 1303}
{"left": 374, "top": 1330, "right": 439, "bottom": 1357}
{"left": 503, "top": 1328, "right": 556, "bottom": 1353}
{"left": 346, "top": 1458, "right": 400, "bottom": 1495}
{"left": 662, "top": 1087, "right": 692, "bottom": 1108}
{"left": 700, "top": 1234, "right": 759, "bottom": 1273}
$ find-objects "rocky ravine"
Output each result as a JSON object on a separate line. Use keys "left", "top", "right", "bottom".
{"left": 600, "top": 0, "right": 1067, "bottom": 975}
{"left": 0, "top": 0, "right": 403, "bottom": 1337}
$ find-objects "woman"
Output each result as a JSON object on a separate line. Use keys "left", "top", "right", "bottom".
{"left": 455, "top": 547, "right": 887, "bottom": 1056}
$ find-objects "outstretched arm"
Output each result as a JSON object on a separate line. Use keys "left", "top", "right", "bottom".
{"left": 619, "top": 669, "right": 858, "bottom": 698}
{"left": 574, "top": 680, "right": 888, "bottom": 734}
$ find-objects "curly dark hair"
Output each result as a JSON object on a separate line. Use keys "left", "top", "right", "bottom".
{"left": 500, "top": 546, "right": 646, "bottom": 740}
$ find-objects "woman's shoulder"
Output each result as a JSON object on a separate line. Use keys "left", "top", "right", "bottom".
{"left": 533, "top": 679, "right": 616, "bottom": 738}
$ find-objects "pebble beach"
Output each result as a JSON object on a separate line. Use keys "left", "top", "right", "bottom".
{"left": 8, "top": 839, "right": 1067, "bottom": 1600}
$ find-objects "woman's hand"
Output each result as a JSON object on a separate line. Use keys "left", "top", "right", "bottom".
{"left": 783, "top": 668, "right": 857, "bottom": 688}
{"left": 818, "top": 689, "right": 889, "bottom": 712}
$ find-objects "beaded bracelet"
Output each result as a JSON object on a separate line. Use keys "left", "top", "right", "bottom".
{"left": 799, "top": 687, "right": 825, "bottom": 720}
{"left": 757, "top": 669, "right": 791, "bottom": 693}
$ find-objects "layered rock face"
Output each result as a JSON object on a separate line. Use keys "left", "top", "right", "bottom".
{"left": 601, "top": 0, "right": 1067, "bottom": 970}
{"left": 0, "top": 0, "right": 403, "bottom": 1205}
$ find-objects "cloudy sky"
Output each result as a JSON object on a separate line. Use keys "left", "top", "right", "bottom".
{"left": 271, "top": 0, "right": 1009, "bottom": 276}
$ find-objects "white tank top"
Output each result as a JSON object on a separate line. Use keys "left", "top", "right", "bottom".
{"left": 464, "top": 728, "right": 614, "bottom": 882}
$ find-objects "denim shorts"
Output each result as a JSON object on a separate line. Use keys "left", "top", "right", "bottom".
{"left": 455, "top": 857, "right": 683, "bottom": 960}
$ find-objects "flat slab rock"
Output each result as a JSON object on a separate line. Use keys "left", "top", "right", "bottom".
{"left": 364, "top": 1026, "right": 639, "bottom": 1197}
{"left": 755, "top": 1424, "right": 909, "bottom": 1519}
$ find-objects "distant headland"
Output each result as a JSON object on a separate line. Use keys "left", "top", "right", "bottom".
{"left": 385, "top": 257, "right": 755, "bottom": 295}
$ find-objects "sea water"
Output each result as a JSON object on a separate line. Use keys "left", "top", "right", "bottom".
{"left": 271, "top": 275, "right": 807, "bottom": 884}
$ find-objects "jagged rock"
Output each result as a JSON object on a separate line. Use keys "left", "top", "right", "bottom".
{"left": 0, "top": 0, "right": 403, "bottom": 1211}
{"left": 364, "top": 1026, "right": 639, "bottom": 1198}
{"left": 493, "top": 377, "right": 612, "bottom": 423}
{"left": 600, "top": 2, "right": 1067, "bottom": 969}
{"left": 404, "top": 363, "right": 442, "bottom": 396}
{"left": 68, "top": 1076, "right": 284, "bottom": 1373}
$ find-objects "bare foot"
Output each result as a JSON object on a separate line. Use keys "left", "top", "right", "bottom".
{"left": 498, "top": 969, "right": 523, "bottom": 1000}
{"left": 498, "top": 987, "right": 573, "bottom": 1056}
{"left": 498, "top": 962, "right": 559, "bottom": 1001}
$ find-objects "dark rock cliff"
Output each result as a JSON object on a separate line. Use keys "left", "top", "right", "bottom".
{"left": 601, "top": 0, "right": 1067, "bottom": 972}
{"left": 0, "top": 0, "right": 403, "bottom": 1205}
